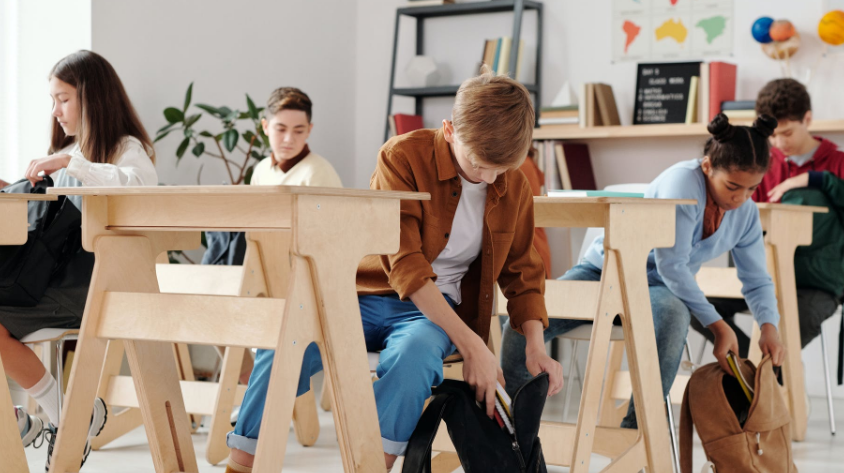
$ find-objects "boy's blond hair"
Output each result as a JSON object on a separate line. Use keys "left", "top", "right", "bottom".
{"left": 451, "top": 69, "right": 535, "bottom": 167}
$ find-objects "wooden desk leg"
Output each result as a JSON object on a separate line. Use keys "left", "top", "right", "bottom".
{"left": 758, "top": 211, "right": 812, "bottom": 442}
{"left": 292, "top": 381, "right": 320, "bottom": 447}
{"left": 252, "top": 257, "right": 324, "bottom": 473}
{"left": 206, "top": 346, "right": 246, "bottom": 465}
{"left": 598, "top": 340, "right": 628, "bottom": 428}
{"left": 90, "top": 340, "right": 144, "bottom": 450}
{"left": 569, "top": 251, "right": 623, "bottom": 473}
{"left": 1, "top": 354, "right": 28, "bottom": 473}
{"left": 604, "top": 204, "right": 674, "bottom": 473}
{"left": 50, "top": 235, "right": 198, "bottom": 473}
{"left": 174, "top": 343, "right": 200, "bottom": 433}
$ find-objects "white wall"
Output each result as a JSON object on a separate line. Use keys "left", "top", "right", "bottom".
{"left": 91, "top": 0, "right": 357, "bottom": 187}
{"left": 0, "top": 0, "right": 91, "bottom": 181}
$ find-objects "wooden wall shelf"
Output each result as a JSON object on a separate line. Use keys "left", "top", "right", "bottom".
{"left": 533, "top": 119, "right": 844, "bottom": 140}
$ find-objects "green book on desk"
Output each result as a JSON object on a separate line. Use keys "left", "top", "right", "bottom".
{"left": 546, "top": 190, "right": 644, "bottom": 198}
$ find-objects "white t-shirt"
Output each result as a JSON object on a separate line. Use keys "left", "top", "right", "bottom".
{"left": 431, "top": 176, "right": 488, "bottom": 304}
{"left": 250, "top": 152, "right": 342, "bottom": 187}
{"left": 52, "top": 136, "right": 157, "bottom": 209}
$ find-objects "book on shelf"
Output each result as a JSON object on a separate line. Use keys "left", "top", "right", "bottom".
{"left": 481, "top": 39, "right": 497, "bottom": 72}
{"left": 721, "top": 100, "right": 755, "bottom": 111}
{"left": 698, "top": 62, "right": 710, "bottom": 124}
{"left": 708, "top": 61, "right": 737, "bottom": 123}
{"left": 497, "top": 37, "right": 512, "bottom": 76}
{"left": 579, "top": 83, "right": 619, "bottom": 127}
{"left": 390, "top": 114, "right": 424, "bottom": 136}
{"left": 722, "top": 109, "right": 757, "bottom": 121}
{"left": 554, "top": 143, "right": 572, "bottom": 190}
{"left": 594, "top": 83, "right": 620, "bottom": 126}
{"left": 547, "top": 190, "right": 644, "bottom": 198}
{"left": 560, "top": 143, "right": 596, "bottom": 190}
{"left": 406, "top": 0, "right": 454, "bottom": 6}
{"left": 685, "top": 76, "right": 699, "bottom": 124}
{"left": 492, "top": 37, "right": 503, "bottom": 73}
{"left": 538, "top": 117, "right": 579, "bottom": 126}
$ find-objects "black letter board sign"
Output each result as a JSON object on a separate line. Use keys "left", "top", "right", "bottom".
{"left": 633, "top": 62, "right": 701, "bottom": 125}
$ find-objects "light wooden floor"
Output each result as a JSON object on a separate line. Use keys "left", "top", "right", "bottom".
{"left": 21, "top": 371, "right": 843, "bottom": 473}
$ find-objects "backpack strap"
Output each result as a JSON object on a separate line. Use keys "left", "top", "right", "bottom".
{"left": 679, "top": 378, "right": 694, "bottom": 473}
{"left": 401, "top": 391, "right": 453, "bottom": 473}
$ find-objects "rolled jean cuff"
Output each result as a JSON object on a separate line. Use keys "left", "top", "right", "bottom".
{"left": 226, "top": 431, "right": 257, "bottom": 456}
{"left": 382, "top": 437, "right": 408, "bottom": 456}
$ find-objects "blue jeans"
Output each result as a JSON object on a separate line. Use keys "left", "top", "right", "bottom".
{"left": 500, "top": 262, "right": 690, "bottom": 429}
{"left": 227, "top": 294, "right": 456, "bottom": 456}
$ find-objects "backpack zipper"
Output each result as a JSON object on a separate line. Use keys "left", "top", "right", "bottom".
{"left": 756, "top": 432, "right": 763, "bottom": 456}
{"left": 512, "top": 440, "right": 527, "bottom": 470}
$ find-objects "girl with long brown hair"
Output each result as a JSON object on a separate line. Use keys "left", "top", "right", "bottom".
{"left": 2, "top": 50, "right": 156, "bottom": 470}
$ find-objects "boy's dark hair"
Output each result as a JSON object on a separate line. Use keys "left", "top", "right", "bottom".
{"left": 704, "top": 113, "right": 777, "bottom": 173}
{"left": 265, "top": 87, "right": 312, "bottom": 122}
{"left": 755, "top": 78, "right": 811, "bottom": 122}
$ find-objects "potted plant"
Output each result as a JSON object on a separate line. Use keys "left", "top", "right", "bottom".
{"left": 155, "top": 82, "right": 271, "bottom": 185}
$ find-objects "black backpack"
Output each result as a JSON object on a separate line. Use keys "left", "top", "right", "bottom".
{"left": 402, "top": 373, "right": 548, "bottom": 473}
{"left": 0, "top": 176, "right": 83, "bottom": 306}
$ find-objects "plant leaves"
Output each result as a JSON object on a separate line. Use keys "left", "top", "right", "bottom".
{"left": 242, "top": 130, "right": 257, "bottom": 145}
{"left": 183, "top": 82, "right": 193, "bottom": 113}
{"left": 250, "top": 150, "right": 263, "bottom": 160}
{"left": 224, "top": 110, "right": 239, "bottom": 122}
{"left": 176, "top": 137, "right": 190, "bottom": 158}
{"left": 164, "top": 107, "right": 185, "bottom": 124}
{"left": 184, "top": 114, "right": 202, "bottom": 128}
{"left": 195, "top": 103, "right": 221, "bottom": 116}
{"left": 244, "top": 165, "right": 254, "bottom": 185}
{"left": 198, "top": 130, "right": 214, "bottom": 137}
{"left": 157, "top": 122, "right": 177, "bottom": 134}
{"left": 246, "top": 94, "right": 259, "bottom": 120}
{"left": 217, "top": 106, "right": 232, "bottom": 117}
{"left": 238, "top": 111, "right": 251, "bottom": 120}
{"left": 154, "top": 130, "right": 173, "bottom": 143}
{"left": 223, "top": 129, "right": 239, "bottom": 152}
{"left": 192, "top": 142, "right": 205, "bottom": 157}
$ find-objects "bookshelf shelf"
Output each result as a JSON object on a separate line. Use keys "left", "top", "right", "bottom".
{"left": 397, "top": 0, "right": 542, "bottom": 19}
{"left": 533, "top": 119, "right": 844, "bottom": 140}
{"left": 394, "top": 83, "right": 537, "bottom": 97}
{"left": 386, "top": 0, "right": 543, "bottom": 141}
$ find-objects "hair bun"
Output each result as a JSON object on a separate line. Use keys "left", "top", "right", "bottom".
{"left": 753, "top": 114, "right": 778, "bottom": 138}
{"left": 707, "top": 113, "right": 735, "bottom": 142}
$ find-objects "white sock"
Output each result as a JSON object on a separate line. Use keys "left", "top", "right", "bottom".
{"left": 25, "top": 372, "right": 61, "bottom": 427}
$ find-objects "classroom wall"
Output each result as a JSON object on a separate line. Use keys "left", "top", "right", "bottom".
{"left": 0, "top": 0, "right": 91, "bottom": 180}
{"left": 90, "top": 0, "right": 358, "bottom": 187}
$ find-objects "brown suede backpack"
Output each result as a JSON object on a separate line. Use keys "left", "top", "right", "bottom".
{"left": 680, "top": 355, "right": 798, "bottom": 473}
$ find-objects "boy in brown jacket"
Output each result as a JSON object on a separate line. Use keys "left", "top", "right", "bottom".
{"left": 226, "top": 71, "right": 562, "bottom": 472}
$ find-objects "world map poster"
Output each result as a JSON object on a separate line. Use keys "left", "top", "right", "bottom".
{"left": 612, "top": 0, "right": 734, "bottom": 62}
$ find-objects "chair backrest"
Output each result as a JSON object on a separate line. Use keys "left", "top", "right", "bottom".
{"left": 576, "top": 184, "right": 649, "bottom": 262}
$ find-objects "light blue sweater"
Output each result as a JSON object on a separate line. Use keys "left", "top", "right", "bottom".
{"left": 583, "top": 159, "right": 779, "bottom": 328}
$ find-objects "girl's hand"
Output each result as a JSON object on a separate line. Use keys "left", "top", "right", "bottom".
{"left": 525, "top": 345, "right": 564, "bottom": 396}
{"left": 767, "top": 173, "right": 809, "bottom": 202}
{"left": 25, "top": 154, "right": 72, "bottom": 186}
{"left": 709, "top": 319, "right": 740, "bottom": 375}
{"left": 758, "top": 323, "right": 785, "bottom": 366}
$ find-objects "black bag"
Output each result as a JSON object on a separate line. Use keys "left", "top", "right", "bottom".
{"left": 0, "top": 176, "right": 83, "bottom": 306}
{"left": 402, "top": 373, "right": 549, "bottom": 473}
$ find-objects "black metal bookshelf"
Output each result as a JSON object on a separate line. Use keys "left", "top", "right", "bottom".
{"left": 385, "top": 0, "right": 544, "bottom": 141}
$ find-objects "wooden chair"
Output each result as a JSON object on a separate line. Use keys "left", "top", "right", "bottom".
{"left": 46, "top": 185, "right": 425, "bottom": 473}
{"left": 0, "top": 193, "right": 57, "bottom": 473}
{"left": 695, "top": 202, "right": 828, "bottom": 441}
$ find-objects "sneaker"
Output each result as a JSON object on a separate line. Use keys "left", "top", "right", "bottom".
{"left": 16, "top": 406, "right": 44, "bottom": 447}
{"left": 230, "top": 405, "right": 240, "bottom": 427}
{"left": 40, "top": 397, "right": 109, "bottom": 472}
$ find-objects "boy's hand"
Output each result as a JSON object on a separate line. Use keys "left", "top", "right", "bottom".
{"left": 767, "top": 173, "right": 809, "bottom": 202}
{"left": 525, "top": 345, "right": 564, "bottom": 396}
{"left": 462, "top": 336, "right": 503, "bottom": 419}
{"left": 708, "top": 319, "right": 740, "bottom": 375}
{"left": 758, "top": 323, "right": 785, "bottom": 366}
{"left": 25, "top": 154, "right": 72, "bottom": 186}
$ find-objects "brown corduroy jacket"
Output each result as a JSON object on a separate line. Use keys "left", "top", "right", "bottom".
{"left": 356, "top": 128, "right": 549, "bottom": 343}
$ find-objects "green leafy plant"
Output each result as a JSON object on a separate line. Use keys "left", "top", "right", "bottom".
{"left": 155, "top": 82, "right": 271, "bottom": 185}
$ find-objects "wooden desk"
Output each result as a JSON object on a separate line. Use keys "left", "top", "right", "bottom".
{"left": 46, "top": 185, "right": 427, "bottom": 473}
{"left": 435, "top": 197, "right": 693, "bottom": 473}
{"left": 697, "top": 203, "right": 827, "bottom": 441}
{"left": 0, "top": 193, "right": 57, "bottom": 473}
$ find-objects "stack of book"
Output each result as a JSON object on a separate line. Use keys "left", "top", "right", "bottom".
{"left": 721, "top": 101, "right": 757, "bottom": 122}
{"left": 579, "top": 83, "right": 620, "bottom": 128}
{"left": 539, "top": 105, "right": 578, "bottom": 126}
{"left": 686, "top": 61, "right": 737, "bottom": 124}
{"left": 480, "top": 37, "right": 525, "bottom": 79}
{"left": 388, "top": 114, "right": 424, "bottom": 137}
